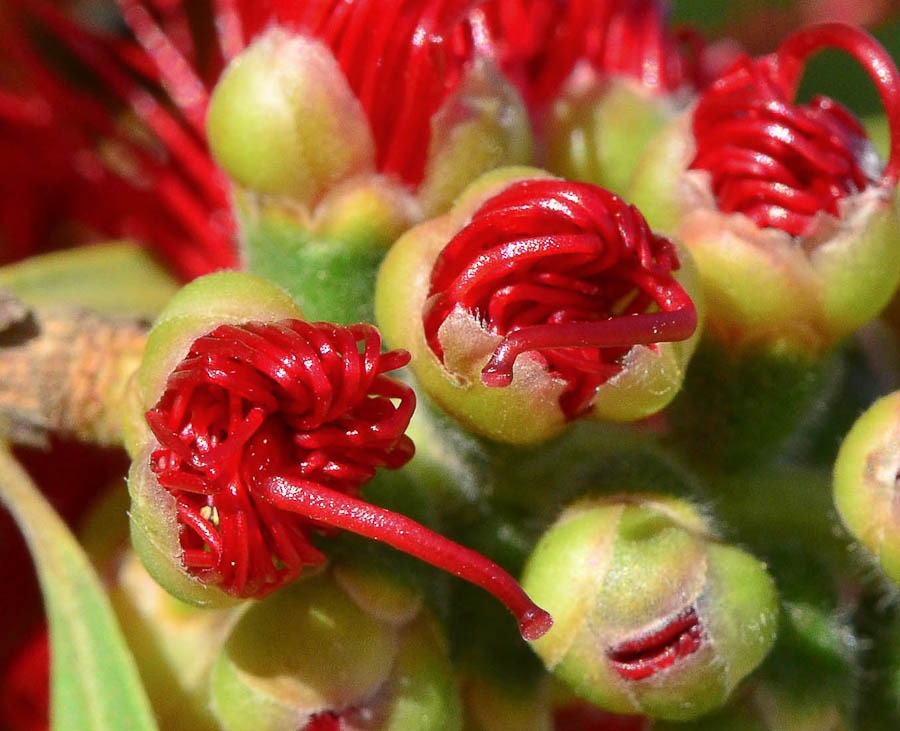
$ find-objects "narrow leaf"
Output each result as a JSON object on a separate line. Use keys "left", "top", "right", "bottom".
{"left": 0, "top": 445, "right": 158, "bottom": 731}
{"left": 0, "top": 241, "right": 178, "bottom": 318}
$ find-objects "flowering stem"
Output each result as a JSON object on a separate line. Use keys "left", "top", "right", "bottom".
{"left": 481, "top": 307, "right": 698, "bottom": 387}
{"left": 260, "top": 473, "right": 553, "bottom": 641}
{"left": 776, "top": 23, "right": 900, "bottom": 185}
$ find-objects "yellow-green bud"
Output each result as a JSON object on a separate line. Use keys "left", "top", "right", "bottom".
{"left": 521, "top": 495, "right": 778, "bottom": 721}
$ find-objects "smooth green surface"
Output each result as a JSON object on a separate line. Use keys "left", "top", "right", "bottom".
{"left": 0, "top": 445, "right": 158, "bottom": 731}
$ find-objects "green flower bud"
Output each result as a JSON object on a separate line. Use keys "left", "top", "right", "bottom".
{"left": 376, "top": 168, "right": 701, "bottom": 445}
{"left": 833, "top": 390, "right": 900, "bottom": 583}
{"left": 521, "top": 496, "right": 777, "bottom": 721}
{"left": 545, "top": 77, "right": 680, "bottom": 197}
{"left": 207, "top": 28, "right": 374, "bottom": 205}
{"left": 210, "top": 572, "right": 461, "bottom": 731}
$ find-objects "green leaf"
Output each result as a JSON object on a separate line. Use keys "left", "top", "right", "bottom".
{"left": 0, "top": 445, "right": 158, "bottom": 731}
{"left": 0, "top": 242, "right": 179, "bottom": 318}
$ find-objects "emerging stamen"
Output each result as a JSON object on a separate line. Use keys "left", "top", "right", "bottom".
{"left": 147, "top": 319, "right": 551, "bottom": 638}
{"left": 689, "top": 23, "right": 900, "bottom": 237}
{"left": 423, "top": 179, "right": 697, "bottom": 419}
{"left": 607, "top": 607, "right": 703, "bottom": 680}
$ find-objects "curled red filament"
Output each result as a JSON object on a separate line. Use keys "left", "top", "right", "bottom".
{"left": 474, "top": 0, "right": 702, "bottom": 108}
{"left": 146, "top": 320, "right": 416, "bottom": 598}
{"left": 146, "top": 319, "right": 551, "bottom": 638}
{"left": 233, "top": 0, "right": 479, "bottom": 186}
{"left": 423, "top": 179, "right": 697, "bottom": 419}
{"left": 689, "top": 23, "right": 900, "bottom": 237}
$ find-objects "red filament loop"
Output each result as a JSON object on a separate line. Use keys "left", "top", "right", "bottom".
{"left": 423, "top": 179, "right": 697, "bottom": 419}
{"left": 146, "top": 319, "right": 551, "bottom": 638}
{"left": 689, "top": 23, "right": 900, "bottom": 237}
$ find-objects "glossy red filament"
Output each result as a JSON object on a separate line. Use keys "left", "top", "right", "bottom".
{"left": 286, "top": 0, "right": 477, "bottom": 186}
{"left": 689, "top": 23, "right": 900, "bottom": 237}
{"left": 146, "top": 319, "right": 552, "bottom": 639}
{"left": 423, "top": 179, "right": 697, "bottom": 419}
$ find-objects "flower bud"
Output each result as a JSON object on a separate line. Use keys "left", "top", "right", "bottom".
{"left": 630, "top": 23, "right": 900, "bottom": 354}
{"left": 127, "top": 271, "right": 551, "bottom": 636}
{"left": 833, "top": 390, "right": 900, "bottom": 584}
{"left": 207, "top": 29, "right": 374, "bottom": 205}
{"left": 376, "top": 169, "right": 701, "bottom": 445}
{"left": 521, "top": 496, "right": 778, "bottom": 721}
{"left": 209, "top": 572, "right": 462, "bottom": 731}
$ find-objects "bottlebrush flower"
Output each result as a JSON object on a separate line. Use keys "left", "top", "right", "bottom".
{"left": 210, "top": 571, "right": 462, "bottom": 731}
{"left": 126, "top": 272, "right": 551, "bottom": 640}
{"left": 521, "top": 495, "right": 778, "bottom": 721}
{"left": 376, "top": 169, "right": 701, "bottom": 444}
{"left": 0, "top": 0, "right": 237, "bottom": 279}
{"left": 630, "top": 23, "right": 900, "bottom": 354}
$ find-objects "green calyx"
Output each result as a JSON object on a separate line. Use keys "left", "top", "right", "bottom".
{"left": 630, "top": 109, "right": 900, "bottom": 357}
{"left": 521, "top": 495, "right": 778, "bottom": 721}
{"left": 210, "top": 572, "right": 462, "bottom": 731}
{"left": 545, "top": 77, "right": 677, "bottom": 197}
{"left": 207, "top": 28, "right": 374, "bottom": 205}
{"left": 123, "top": 272, "right": 303, "bottom": 608}
{"left": 833, "top": 391, "right": 900, "bottom": 584}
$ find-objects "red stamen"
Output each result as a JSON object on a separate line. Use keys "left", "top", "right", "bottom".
{"left": 607, "top": 607, "right": 703, "bottom": 681}
{"left": 690, "top": 23, "right": 900, "bottom": 237}
{"left": 147, "top": 319, "right": 550, "bottom": 637}
{"left": 423, "top": 179, "right": 697, "bottom": 419}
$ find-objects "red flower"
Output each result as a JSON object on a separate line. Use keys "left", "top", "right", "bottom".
{"left": 145, "top": 317, "right": 551, "bottom": 638}
{"left": 423, "top": 179, "right": 697, "bottom": 419}
{"left": 689, "top": 23, "right": 900, "bottom": 236}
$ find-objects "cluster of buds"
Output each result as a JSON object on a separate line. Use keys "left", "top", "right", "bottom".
{"left": 3, "top": 1, "right": 900, "bottom": 730}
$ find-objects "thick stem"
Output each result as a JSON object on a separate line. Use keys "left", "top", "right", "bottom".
{"left": 260, "top": 474, "right": 553, "bottom": 641}
{"left": 776, "top": 23, "right": 900, "bottom": 185}
{"left": 480, "top": 306, "right": 698, "bottom": 388}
